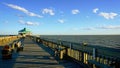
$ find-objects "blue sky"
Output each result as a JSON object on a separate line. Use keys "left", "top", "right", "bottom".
{"left": 0, "top": 0, "right": 120, "bottom": 35}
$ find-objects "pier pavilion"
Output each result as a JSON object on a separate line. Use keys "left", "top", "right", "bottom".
{"left": 18, "top": 28, "right": 31, "bottom": 36}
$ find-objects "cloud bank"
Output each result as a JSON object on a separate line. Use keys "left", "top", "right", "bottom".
{"left": 84, "top": 25, "right": 120, "bottom": 30}
{"left": 99, "top": 12, "right": 118, "bottom": 19}
{"left": 5, "top": 3, "right": 43, "bottom": 18}
{"left": 98, "top": 25, "right": 120, "bottom": 29}
{"left": 18, "top": 20, "right": 39, "bottom": 26}
{"left": 93, "top": 8, "right": 118, "bottom": 20}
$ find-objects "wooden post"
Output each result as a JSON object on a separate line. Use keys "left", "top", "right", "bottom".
{"left": 63, "top": 47, "right": 68, "bottom": 60}
{"left": 60, "top": 50, "right": 63, "bottom": 59}
{"left": 79, "top": 51, "right": 81, "bottom": 61}
{"left": 69, "top": 43, "right": 72, "bottom": 57}
{"left": 68, "top": 48, "right": 70, "bottom": 56}
{"left": 70, "top": 43, "right": 72, "bottom": 50}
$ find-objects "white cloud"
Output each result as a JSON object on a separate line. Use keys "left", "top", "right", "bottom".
{"left": 81, "top": 27, "right": 95, "bottom": 30}
{"left": 93, "top": 8, "right": 99, "bottom": 13}
{"left": 72, "top": 9, "right": 80, "bottom": 14}
{"left": 42, "top": 8, "right": 55, "bottom": 15}
{"left": 5, "top": 3, "right": 43, "bottom": 18}
{"left": 99, "top": 12, "right": 118, "bottom": 19}
{"left": 26, "top": 21, "right": 39, "bottom": 26}
{"left": 18, "top": 20, "right": 39, "bottom": 26}
{"left": 58, "top": 19, "right": 65, "bottom": 23}
{"left": 98, "top": 25, "right": 120, "bottom": 29}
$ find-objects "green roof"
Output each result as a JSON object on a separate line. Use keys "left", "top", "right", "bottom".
{"left": 19, "top": 28, "right": 31, "bottom": 33}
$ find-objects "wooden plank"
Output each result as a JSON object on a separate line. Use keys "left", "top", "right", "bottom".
{"left": 13, "top": 37, "right": 64, "bottom": 68}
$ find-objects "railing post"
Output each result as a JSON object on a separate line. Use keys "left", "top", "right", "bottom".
{"left": 59, "top": 42, "right": 62, "bottom": 51}
{"left": 81, "top": 51, "right": 84, "bottom": 63}
{"left": 93, "top": 48, "right": 96, "bottom": 60}
{"left": 64, "top": 47, "right": 68, "bottom": 60}
{"left": 70, "top": 43, "right": 72, "bottom": 49}
{"left": 59, "top": 41, "right": 64, "bottom": 60}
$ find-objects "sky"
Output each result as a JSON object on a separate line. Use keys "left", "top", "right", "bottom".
{"left": 0, "top": 0, "right": 120, "bottom": 35}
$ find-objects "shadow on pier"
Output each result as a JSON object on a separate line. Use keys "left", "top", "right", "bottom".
{"left": 35, "top": 39, "right": 82, "bottom": 68}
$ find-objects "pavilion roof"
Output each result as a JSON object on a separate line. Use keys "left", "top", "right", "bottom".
{"left": 18, "top": 28, "right": 31, "bottom": 33}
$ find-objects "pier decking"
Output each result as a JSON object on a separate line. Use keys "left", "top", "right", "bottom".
{"left": 0, "top": 37, "right": 82, "bottom": 68}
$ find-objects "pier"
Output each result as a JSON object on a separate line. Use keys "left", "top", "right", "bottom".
{"left": 33, "top": 36, "right": 120, "bottom": 68}
{"left": 1, "top": 0, "right": 120, "bottom": 68}
{"left": 0, "top": 35, "right": 120, "bottom": 68}
{"left": 0, "top": 36, "right": 82, "bottom": 68}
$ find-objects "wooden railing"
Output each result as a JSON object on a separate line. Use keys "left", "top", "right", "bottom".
{"left": 0, "top": 35, "right": 22, "bottom": 46}
{"left": 0, "top": 36, "right": 24, "bottom": 58}
{"left": 31, "top": 36, "right": 120, "bottom": 68}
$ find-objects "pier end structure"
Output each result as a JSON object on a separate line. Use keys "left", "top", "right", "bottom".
{"left": 18, "top": 28, "right": 32, "bottom": 37}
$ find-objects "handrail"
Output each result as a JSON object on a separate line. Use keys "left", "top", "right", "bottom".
{"left": 40, "top": 37, "right": 120, "bottom": 59}
{"left": 31, "top": 36, "right": 120, "bottom": 68}
{"left": 0, "top": 35, "right": 21, "bottom": 46}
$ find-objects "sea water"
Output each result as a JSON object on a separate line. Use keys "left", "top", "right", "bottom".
{"left": 40, "top": 35, "right": 120, "bottom": 49}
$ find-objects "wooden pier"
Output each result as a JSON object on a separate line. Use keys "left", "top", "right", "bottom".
{"left": 0, "top": 37, "right": 82, "bottom": 68}
{"left": 33, "top": 36, "right": 120, "bottom": 68}
{"left": 1, "top": 35, "right": 120, "bottom": 68}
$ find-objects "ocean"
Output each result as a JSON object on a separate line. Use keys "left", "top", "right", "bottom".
{"left": 40, "top": 35, "right": 120, "bottom": 49}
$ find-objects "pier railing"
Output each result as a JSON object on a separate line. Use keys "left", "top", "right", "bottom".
{"left": 31, "top": 36, "right": 120, "bottom": 68}
{"left": 0, "top": 35, "right": 22, "bottom": 46}
{"left": 0, "top": 36, "right": 24, "bottom": 58}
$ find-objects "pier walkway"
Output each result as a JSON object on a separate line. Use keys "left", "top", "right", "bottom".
{"left": 0, "top": 37, "right": 82, "bottom": 68}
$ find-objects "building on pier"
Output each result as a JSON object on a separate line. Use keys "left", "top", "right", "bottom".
{"left": 18, "top": 28, "right": 32, "bottom": 36}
